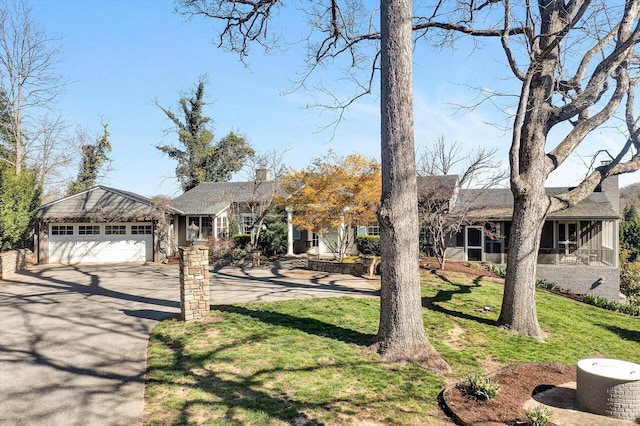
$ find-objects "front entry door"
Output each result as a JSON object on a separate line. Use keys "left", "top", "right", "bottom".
{"left": 558, "top": 221, "right": 578, "bottom": 263}
{"left": 466, "top": 226, "right": 483, "bottom": 261}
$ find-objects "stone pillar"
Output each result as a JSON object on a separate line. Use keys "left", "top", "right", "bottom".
{"left": 179, "top": 245, "right": 210, "bottom": 321}
{"left": 286, "top": 207, "right": 294, "bottom": 256}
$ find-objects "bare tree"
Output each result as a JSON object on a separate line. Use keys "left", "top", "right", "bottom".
{"left": 417, "top": 137, "right": 507, "bottom": 268}
{"left": 418, "top": 136, "right": 508, "bottom": 189}
{"left": 407, "top": 0, "right": 640, "bottom": 338}
{"left": 234, "top": 147, "right": 290, "bottom": 249}
{"left": 178, "top": 0, "right": 450, "bottom": 371}
{"left": 0, "top": 0, "right": 64, "bottom": 174}
{"left": 23, "top": 115, "right": 68, "bottom": 195}
{"left": 417, "top": 176, "right": 460, "bottom": 269}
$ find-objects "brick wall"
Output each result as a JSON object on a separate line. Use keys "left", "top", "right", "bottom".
{"left": 179, "top": 245, "right": 210, "bottom": 321}
{"left": 0, "top": 249, "right": 33, "bottom": 280}
{"left": 537, "top": 265, "right": 620, "bottom": 301}
{"left": 577, "top": 363, "right": 640, "bottom": 420}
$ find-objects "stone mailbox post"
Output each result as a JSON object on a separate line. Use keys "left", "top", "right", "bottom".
{"left": 179, "top": 245, "right": 210, "bottom": 321}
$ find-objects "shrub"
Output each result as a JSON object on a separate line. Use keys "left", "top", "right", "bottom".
{"left": 536, "top": 278, "right": 556, "bottom": 290}
{"left": 209, "top": 239, "right": 235, "bottom": 265}
{"left": 257, "top": 214, "right": 288, "bottom": 256}
{"left": 0, "top": 166, "right": 41, "bottom": 251}
{"left": 228, "top": 219, "right": 240, "bottom": 236}
{"left": 356, "top": 235, "right": 380, "bottom": 256}
{"left": 619, "top": 248, "right": 640, "bottom": 299}
{"left": 488, "top": 264, "right": 506, "bottom": 278}
{"left": 465, "top": 373, "right": 501, "bottom": 401}
{"left": 580, "top": 294, "right": 640, "bottom": 316}
{"left": 524, "top": 405, "right": 554, "bottom": 426}
{"left": 487, "top": 265, "right": 557, "bottom": 290}
{"left": 233, "top": 233, "right": 251, "bottom": 248}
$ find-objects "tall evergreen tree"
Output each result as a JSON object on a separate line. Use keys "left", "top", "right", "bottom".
{"left": 156, "top": 78, "right": 254, "bottom": 192}
{"left": 67, "top": 124, "right": 112, "bottom": 196}
{"left": 0, "top": 163, "right": 41, "bottom": 250}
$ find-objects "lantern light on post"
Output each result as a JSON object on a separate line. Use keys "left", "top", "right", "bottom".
{"left": 187, "top": 223, "right": 200, "bottom": 245}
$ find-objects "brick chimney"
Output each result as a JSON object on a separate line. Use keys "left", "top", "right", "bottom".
{"left": 255, "top": 168, "right": 272, "bottom": 182}
{"left": 601, "top": 175, "right": 619, "bottom": 214}
{"left": 599, "top": 161, "right": 619, "bottom": 214}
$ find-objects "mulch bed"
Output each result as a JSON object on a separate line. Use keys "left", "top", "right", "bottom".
{"left": 419, "top": 257, "right": 503, "bottom": 279}
{"left": 440, "top": 363, "right": 577, "bottom": 425}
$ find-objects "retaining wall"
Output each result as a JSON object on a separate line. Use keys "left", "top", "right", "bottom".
{"left": 0, "top": 249, "right": 33, "bottom": 280}
{"left": 307, "top": 257, "right": 379, "bottom": 277}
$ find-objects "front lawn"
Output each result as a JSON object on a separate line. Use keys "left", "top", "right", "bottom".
{"left": 144, "top": 270, "right": 640, "bottom": 425}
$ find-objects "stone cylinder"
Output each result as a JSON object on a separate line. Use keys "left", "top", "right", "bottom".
{"left": 576, "top": 358, "right": 640, "bottom": 420}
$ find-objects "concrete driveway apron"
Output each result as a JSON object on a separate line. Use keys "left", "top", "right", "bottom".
{"left": 0, "top": 263, "right": 180, "bottom": 426}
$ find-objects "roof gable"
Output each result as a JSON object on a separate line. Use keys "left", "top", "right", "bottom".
{"left": 417, "top": 175, "right": 458, "bottom": 202}
{"left": 38, "top": 186, "right": 179, "bottom": 222}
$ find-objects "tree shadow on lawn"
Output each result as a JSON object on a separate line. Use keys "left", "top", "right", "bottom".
{"left": 599, "top": 324, "right": 640, "bottom": 344}
{"left": 422, "top": 273, "right": 497, "bottom": 327}
{"left": 147, "top": 332, "right": 323, "bottom": 425}
{"left": 212, "top": 304, "right": 374, "bottom": 346}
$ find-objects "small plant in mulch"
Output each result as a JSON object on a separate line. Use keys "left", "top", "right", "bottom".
{"left": 523, "top": 405, "right": 554, "bottom": 426}
{"left": 460, "top": 372, "right": 501, "bottom": 401}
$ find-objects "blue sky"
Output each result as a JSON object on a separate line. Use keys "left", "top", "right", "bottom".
{"left": 29, "top": 0, "right": 640, "bottom": 198}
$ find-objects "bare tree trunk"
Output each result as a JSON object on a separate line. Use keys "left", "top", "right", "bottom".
{"left": 498, "top": 192, "right": 547, "bottom": 338}
{"left": 497, "top": 6, "right": 560, "bottom": 338}
{"left": 374, "top": 0, "right": 450, "bottom": 373}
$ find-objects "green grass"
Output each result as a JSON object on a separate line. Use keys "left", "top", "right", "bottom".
{"left": 144, "top": 271, "right": 640, "bottom": 425}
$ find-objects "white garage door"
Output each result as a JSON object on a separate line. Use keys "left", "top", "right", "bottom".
{"left": 48, "top": 223, "right": 153, "bottom": 264}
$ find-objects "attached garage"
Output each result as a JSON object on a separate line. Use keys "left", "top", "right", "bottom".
{"left": 37, "top": 187, "right": 181, "bottom": 265}
{"left": 47, "top": 222, "right": 153, "bottom": 264}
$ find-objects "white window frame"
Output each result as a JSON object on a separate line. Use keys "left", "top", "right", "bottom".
{"left": 78, "top": 225, "right": 100, "bottom": 235}
{"left": 105, "top": 225, "right": 126, "bottom": 235}
{"left": 131, "top": 225, "right": 152, "bottom": 235}
{"left": 239, "top": 214, "right": 254, "bottom": 234}
{"left": 215, "top": 216, "right": 229, "bottom": 239}
{"left": 186, "top": 216, "right": 212, "bottom": 240}
{"left": 51, "top": 225, "right": 74, "bottom": 236}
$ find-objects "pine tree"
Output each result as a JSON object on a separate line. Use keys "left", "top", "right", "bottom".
{"left": 156, "top": 78, "right": 254, "bottom": 192}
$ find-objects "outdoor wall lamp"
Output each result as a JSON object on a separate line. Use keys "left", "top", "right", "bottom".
{"left": 187, "top": 223, "right": 200, "bottom": 245}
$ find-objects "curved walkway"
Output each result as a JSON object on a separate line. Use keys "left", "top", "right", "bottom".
{"left": 0, "top": 263, "right": 378, "bottom": 426}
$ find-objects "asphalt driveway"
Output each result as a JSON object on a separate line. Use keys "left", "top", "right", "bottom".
{"left": 0, "top": 262, "right": 378, "bottom": 426}
{"left": 0, "top": 264, "right": 180, "bottom": 426}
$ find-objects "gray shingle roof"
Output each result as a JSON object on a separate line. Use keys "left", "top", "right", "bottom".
{"left": 453, "top": 187, "right": 619, "bottom": 220}
{"left": 38, "top": 186, "right": 181, "bottom": 221}
{"left": 417, "top": 175, "right": 458, "bottom": 201}
{"left": 169, "top": 180, "right": 280, "bottom": 215}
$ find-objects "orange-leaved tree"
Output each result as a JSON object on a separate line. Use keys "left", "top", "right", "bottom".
{"left": 280, "top": 152, "right": 381, "bottom": 261}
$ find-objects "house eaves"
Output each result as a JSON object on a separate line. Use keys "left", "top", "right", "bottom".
{"left": 453, "top": 187, "right": 619, "bottom": 221}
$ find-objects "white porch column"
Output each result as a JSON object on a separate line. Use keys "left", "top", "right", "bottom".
{"left": 286, "top": 208, "right": 294, "bottom": 256}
